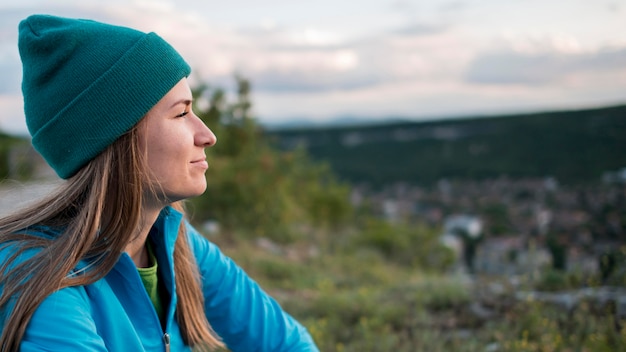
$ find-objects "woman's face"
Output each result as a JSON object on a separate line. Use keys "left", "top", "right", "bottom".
{"left": 139, "top": 78, "right": 216, "bottom": 207}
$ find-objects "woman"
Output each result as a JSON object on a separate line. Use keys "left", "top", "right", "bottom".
{"left": 0, "top": 14, "right": 319, "bottom": 351}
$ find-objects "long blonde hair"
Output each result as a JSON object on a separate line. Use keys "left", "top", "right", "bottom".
{"left": 0, "top": 125, "right": 223, "bottom": 350}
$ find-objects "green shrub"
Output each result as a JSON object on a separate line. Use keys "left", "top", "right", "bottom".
{"left": 351, "top": 218, "right": 454, "bottom": 271}
{"left": 188, "top": 78, "right": 352, "bottom": 244}
{"left": 535, "top": 269, "right": 570, "bottom": 291}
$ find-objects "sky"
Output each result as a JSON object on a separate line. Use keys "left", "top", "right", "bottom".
{"left": 0, "top": 0, "right": 625, "bottom": 135}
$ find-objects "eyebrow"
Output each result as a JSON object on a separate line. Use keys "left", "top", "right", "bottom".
{"left": 169, "top": 99, "right": 193, "bottom": 109}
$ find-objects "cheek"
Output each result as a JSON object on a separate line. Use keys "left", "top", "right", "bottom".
{"left": 146, "top": 143, "right": 179, "bottom": 173}
{"left": 140, "top": 124, "right": 193, "bottom": 182}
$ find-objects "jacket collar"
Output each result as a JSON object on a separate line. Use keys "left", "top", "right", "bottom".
{"left": 108, "top": 205, "right": 183, "bottom": 282}
{"left": 148, "top": 206, "right": 183, "bottom": 320}
{"left": 109, "top": 206, "right": 184, "bottom": 328}
{"left": 150, "top": 205, "right": 183, "bottom": 261}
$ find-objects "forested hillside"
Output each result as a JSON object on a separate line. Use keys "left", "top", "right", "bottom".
{"left": 267, "top": 104, "right": 626, "bottom": 187}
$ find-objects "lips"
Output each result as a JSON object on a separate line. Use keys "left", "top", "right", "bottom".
{"left": 191, "top": 157, "right": 209, "bottom": 169}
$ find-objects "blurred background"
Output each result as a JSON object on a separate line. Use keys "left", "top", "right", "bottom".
{"left": 1, "top": 1, "right": 625, "bottom": 351}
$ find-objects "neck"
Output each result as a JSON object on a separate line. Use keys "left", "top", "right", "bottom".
{"left": 125, "top": 206, "right": 162, "bottom": 268}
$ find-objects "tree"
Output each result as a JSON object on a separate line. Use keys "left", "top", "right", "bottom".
{"left": 189, "top": 76, "right": 353, "bottom": 244}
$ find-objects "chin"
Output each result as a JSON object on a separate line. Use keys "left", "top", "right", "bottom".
{"left": 160, "top": 179, "right": 207, "bottom": 202}
{"left": 175, "top": 187, "right": 208, "bottom": 201}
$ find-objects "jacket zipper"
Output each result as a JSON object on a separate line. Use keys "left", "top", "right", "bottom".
{"left": 163, "top": 333, "right": 170, "bottom": 352}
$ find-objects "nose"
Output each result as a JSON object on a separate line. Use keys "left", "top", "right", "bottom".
{"left": 193, "top": 113, "right": 217, "bottom": 147}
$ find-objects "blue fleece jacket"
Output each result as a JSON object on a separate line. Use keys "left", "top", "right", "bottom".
{"left": 3, "top": 206, "right": 318, "bottom": 351}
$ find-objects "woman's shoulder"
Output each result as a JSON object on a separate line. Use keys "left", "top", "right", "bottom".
{"left": 184, "top": 222, "right": 216, "bottom": 253}
{"left": 183, "top": 222, "right": 232, "bottom": 269}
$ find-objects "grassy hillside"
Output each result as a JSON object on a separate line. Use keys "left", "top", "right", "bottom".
{"left": 267, "top": 104, "right": 626, "bottom": 187}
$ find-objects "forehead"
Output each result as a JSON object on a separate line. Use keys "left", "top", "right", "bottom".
{"left": 154, "top": 78, "right": 192, "bottom": 109}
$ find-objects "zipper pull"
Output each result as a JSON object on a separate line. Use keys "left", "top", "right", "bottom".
{"left": 163, "top": 333, "right": 170, "bottom": 352}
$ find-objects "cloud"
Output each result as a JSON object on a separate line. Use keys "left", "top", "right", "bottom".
{"left": 393, "top": 23, "right": 448, "bottom": 36}
{"left": 607, "top": 2, "right": 621, "bottom": 12}
{"left": 252, "top": 64, "right": 381, "bottom": 93}
{"left": 0, "top": 61, "right": 20, "bottom": 95}
{"left": 438, "top": 1, "right": 469, "bottom": 13}
{"left": 0, "top": 94, "right": 26, "bottom": 136}
{"left": 465, "top": 46, "right": 626, "bottom": 85}
{"left": 205, "top": 21, "right": 461, "bottom": 94}
{"left": 2, "top": 1, "right": 463, "bottom": 97}
{"left": 389, "top": 0, "right": 414, "bottom": 12}
{"left": 0, "top": 43, "right": 21, "bottom": 95}
{"left": 1, "top": 0, "right": 625, "bottom": 134}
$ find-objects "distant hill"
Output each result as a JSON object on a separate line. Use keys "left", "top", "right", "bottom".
{"left": 266, "top": 104, "right": 626, "bottom": 187}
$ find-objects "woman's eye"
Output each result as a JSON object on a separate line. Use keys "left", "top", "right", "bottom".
{"left": 176, "top": 111, "right": 189, "bottom": 118}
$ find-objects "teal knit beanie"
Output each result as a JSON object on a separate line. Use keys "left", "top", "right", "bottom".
{"left": 18, "top": 14, "right": 191, "bottom": 179}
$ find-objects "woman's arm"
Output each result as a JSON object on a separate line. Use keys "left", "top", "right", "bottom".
{"left": 186, "top": 225, "right": 319, "bottom": 352}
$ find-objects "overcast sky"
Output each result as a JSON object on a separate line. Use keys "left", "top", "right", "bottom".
{"left": 1, "top": 0, "right": 625, "bottom": 135}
